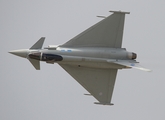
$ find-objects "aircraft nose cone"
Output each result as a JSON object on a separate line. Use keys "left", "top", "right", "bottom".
{"left": 9, "top": 49, "right": 29, "bottom": 58}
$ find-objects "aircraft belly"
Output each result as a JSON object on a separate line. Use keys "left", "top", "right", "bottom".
{"left": 58, "top": 61, "right": 124, "bottom": 69}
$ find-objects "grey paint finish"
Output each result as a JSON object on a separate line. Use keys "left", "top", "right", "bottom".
{"left": 42, "top": 47, "right": 130, "bottom": 59}
{"left": 30, "top": 37, "right": 45, "bottom": 49}
{"left": 62, "top": 11, "right": 128, "bottom": 47}
{"left": 9, "top": 11, "right": 150, "bottom": 105}
{"left": 60, "top": 64, "right": 117, "bottom": 105}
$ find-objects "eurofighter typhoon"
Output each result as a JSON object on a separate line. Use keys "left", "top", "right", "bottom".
{"left": 9, "top": 11, "right": 150, "bottom": 105}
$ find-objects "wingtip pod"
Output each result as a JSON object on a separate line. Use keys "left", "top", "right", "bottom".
{"left": 109, "top": 10, "right": 130, "bottom": 14}
{"left": 84, "top": 94, "right": 92, "bottom": 96}
{"left": 94, "top": 102, "right": 114, "bottom": 106}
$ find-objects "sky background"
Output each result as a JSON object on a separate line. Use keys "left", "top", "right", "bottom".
{"left": 1, "top": 0, "right": 165, "bottom": 120}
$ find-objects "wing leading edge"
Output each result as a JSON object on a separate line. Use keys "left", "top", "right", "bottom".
{"left": 61, "top": 11, "right": 129, "bottom": 48}
{"left": 59, "top": 64, "right": 117, "bottom": 105}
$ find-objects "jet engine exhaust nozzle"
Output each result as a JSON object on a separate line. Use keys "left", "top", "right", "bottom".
{"left": 128, "top": 52, "right": 137, "bottom": 60}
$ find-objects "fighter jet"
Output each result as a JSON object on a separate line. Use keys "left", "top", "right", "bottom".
{"left": 9, "top": 11, "right": 150, "bottom": 105}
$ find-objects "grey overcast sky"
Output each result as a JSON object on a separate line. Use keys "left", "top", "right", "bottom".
{"left": 1, "top": 0, "right": 165, "bottom": 120}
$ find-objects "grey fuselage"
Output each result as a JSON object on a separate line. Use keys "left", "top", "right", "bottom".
{"left": 28, "top": 46, "right": 137, "bottom": 69}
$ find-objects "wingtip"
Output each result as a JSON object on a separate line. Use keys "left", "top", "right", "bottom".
{"left": 109, "top": 10, "right": 130, "bottom": 14}
{"left": 94, "top": 102, "right": 114, "bottom": 106}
